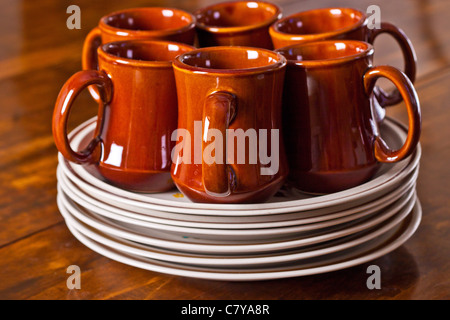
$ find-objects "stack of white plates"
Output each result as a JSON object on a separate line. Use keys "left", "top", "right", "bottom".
{"left": 56, "top": 117, "right": 422, "bottom": 281}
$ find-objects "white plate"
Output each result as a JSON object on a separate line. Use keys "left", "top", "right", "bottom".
{"left": 60, "top": 183, "right": 416, "bottom": 241}
{"left": 61, "top": 199, "right": 422, "bottom": 281}
{"left": 59, "top": 147, "right": 420, "bottom": 216}
{"left": 59, "top": 161, "right": 419, "bottom": 228}
{"left": 57, "top": 182, "right": 417, "bottom": 252}
{"left": 58, "top": 174, "right": 417, "bottom": 241}
{"left": 60, "top": 192, "right": 416, "bottom": 268}
{"left": 61, "top": 116, "right": 421, "bottom": 215}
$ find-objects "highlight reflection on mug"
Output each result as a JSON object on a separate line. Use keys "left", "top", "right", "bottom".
{"left": 171, "top": 121, "right": 280, "bottom": 176}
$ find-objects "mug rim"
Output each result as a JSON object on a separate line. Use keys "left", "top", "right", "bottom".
{"left": 270, "top": 7, "right": 367, "bottom": 41}
{"left": 275, "top": 40, "right": 374, "bottom": 67}
{"left": 98, "top": 40, "right": 196, "bottom": 68}
{"left": 173, "top": 46, "right": 286, "bottom": 75}
{"left": 99, "top": 7, "right": 196, "bottom": 37}
{"left": 194, "top": 0, "right": 282, "bottom": 34}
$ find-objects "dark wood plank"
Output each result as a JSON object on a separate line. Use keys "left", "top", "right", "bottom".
{"left": 0, "top": 223, "right": 429, "bottom": 300}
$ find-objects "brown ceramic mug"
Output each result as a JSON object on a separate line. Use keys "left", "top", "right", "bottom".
{"left": 171, "top": 46, "right": 288, "bottom": 203}
{"left": 194, "top": 1, "right": 282, "bottom": 49}
{"left": 270, "top": 7, "right": 417, "bottom": 112}
{"left": 53, "top": 40, "right": 195, "bottom": 192}
{"left": 275, "top": 40, "right": 421, "bottom": 194}
{"left": 82, "top": 7, "right": 196, "bottom": 101}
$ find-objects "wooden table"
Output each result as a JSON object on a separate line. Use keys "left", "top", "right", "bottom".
{"left": 0, "top": 0, "right": 449, "bottom": 300}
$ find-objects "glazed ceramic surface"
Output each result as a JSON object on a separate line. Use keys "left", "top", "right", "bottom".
{"left": 83, "top": 7, "right": 196, "bottom": 69}
{"left": 171, "top": 46, "right": 288, "bottom": 203}
{"left": 58, "top": 193, "right": 422, "bottom": 280}
{"left": 58, "top": 158, "right": 418, "bottom": 228}
{"left": 194, "top": 1, "right": 281, "bottom": 49}
{"left": 57, "top": 182, "right": 417, "bottom": 252}
{"left": 57, "top": 175, "right": 416, "bottom": 242}
{"left": 270, "top": 7, "right": 417, "bottom": 108}
{"left": 276, "top": 40, "right": 421, "bottom": 193}
{"left": 82, "top": 7, "right": 196, "bottom": 101}
{"left": 53, "top": 40, "right": 195, "bottom": 192}
{"left": 60, "top": 116, "right": 421, "bottom": 213}
{"left": 58, "top": 184, "right": 417, "bottom": 261}
{"left": 54, "top": 112, "right": 423, "bottom": 280}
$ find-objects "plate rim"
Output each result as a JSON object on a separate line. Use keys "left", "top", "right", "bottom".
{"left": 58, "top": 161, "right": 419, "bottom": 227}
{"left": 59, "top": 193, "right": 416, "bottom": 267}
{"left": 57, "top": 182, "right": 418, "bottom": 253}
{"left": 58, "top": 170, "right": 417, "bottom": 239}
{"left": 61, "top": 116, "right": 421, "bottom": 213}
{"left": 61, "top": 199, "right": 422, "bottom": 281}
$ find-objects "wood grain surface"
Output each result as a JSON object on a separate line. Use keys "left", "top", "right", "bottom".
{"left": 0, "top": 0, "right": 449, "bottom": 300}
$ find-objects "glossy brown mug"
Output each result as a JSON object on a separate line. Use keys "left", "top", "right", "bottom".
{"left": 194, "top": 1, "right": 282, "bottom": 49}
{"left": 270, "top": 7, "right": 417, "bottom": 114}
{"left": 53, "top": 40, "right": 195, "bottom": 192}
{"left": 82, "top": 7, "right": 196, "bottom": 101}
{"left": 275, "top": 40, "right": 421, "bottom": 194}
{"left": 172, "top": 46, "right": 288, "bottom": 203}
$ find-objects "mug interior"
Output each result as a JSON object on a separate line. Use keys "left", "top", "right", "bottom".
{"left": 196, "top": 1, "right": 279, "bottom": 28}
{"left": 275, "top": 8, "right": 364, "bottom": 35}
{"left": 103, "top": 8, "right": 193, "bottom": 31}
{"left": 178, "top": 47, "right": 282, "bottom": 70}
{"left": 277, "top": 41, "right": 370, "bottom": 62}
{"left": 102, "top": 41, "right": 194, "bottom": 62}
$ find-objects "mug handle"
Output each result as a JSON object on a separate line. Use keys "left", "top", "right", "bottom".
{"left": 52, "top": 70, "right": 112, "bottom": 164}
{"left": 367, "top": 22, "right": 417, "bottom": 107}
{"left": 202, "top": 91, "right": 237, "bottom": 197}
{"left": 81, "top": 27, "right": 103, "bottom": 103}
{"left": 363, "top": 65, "right": 421, "bottom": 163}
